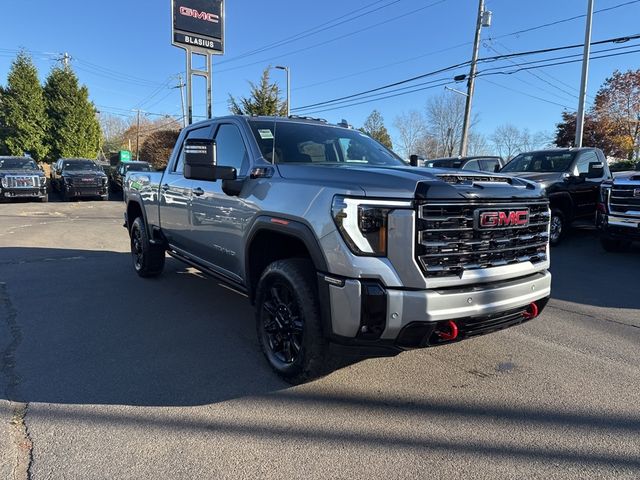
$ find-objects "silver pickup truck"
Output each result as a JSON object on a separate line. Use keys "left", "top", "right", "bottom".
{"left": 124, "top": 115, "right": 552, "bottom": 383}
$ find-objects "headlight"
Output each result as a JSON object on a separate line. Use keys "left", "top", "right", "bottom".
{"left": 0, "top": 177, "right": 6, "bottom": 188}
{"left": 331, "top": 196, "right": 411, "bottom": 256}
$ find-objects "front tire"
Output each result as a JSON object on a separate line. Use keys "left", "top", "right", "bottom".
{"left": 130, "top": 217, "right": 165, "bottom": 277}
{"left": 256, "top": 259, "right": 329, "bottom": 384}
{"left": 549, "top": 209, "right": 566, "bottom": 246}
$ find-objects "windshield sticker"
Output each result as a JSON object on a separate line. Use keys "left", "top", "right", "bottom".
{"left": 258, "top": 129, "right": 274, "bottom": 140}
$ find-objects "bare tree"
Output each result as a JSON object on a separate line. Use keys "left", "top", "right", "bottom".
{"left": 99, "top": 113, "right": 128, "bottom": 153}
{"left": 467, "top": 131, "right": 490, "bottom": 156}
{"left": 425, "top": 93, "right": 478, "bottom": 157}
{"left": 490, "top": 124, "right": 524, "bottom": 159}
{"left": 393, "top": 110, "right": 427, "bottom": 158}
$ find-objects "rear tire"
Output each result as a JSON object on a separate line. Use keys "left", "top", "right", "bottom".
{"left": 255, "top": 259, "right": 329, "bottom": 384}
{"left": 549, "top": 209, "right": 566, "bottom": 246}
{"left": 130, "top": 216, "right": 165, "bottom": 277}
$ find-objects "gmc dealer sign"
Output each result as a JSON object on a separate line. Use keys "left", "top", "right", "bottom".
{"left": 172, "top": 0, "right": 224, "bottom": 54}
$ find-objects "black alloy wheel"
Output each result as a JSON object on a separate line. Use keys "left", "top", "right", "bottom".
{"left": 261, "top": 281, "right": 304, "bottom": 365}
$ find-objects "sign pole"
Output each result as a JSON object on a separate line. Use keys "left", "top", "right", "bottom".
{"left": 207, "top": 53, "right": 213, "bottom": 119}
{"left": 186, "top": 50, "right": 193, "bottom": 125}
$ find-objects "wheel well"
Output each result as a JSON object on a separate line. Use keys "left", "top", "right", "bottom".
{"left": 126, "top": 201, "right": 143, "bottom": 232}
{"left": 549, "top": 194, "right": 573, "bottom": 221}
{"left": 247, "top": 230, "right": 314, "bottom": 302}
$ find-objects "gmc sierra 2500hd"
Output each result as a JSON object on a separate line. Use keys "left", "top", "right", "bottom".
{"left": 124, "top": 116, "right": 552, "bottom": 383}
{"left": 598, "top": 167, "right": 640, "bottom": 251}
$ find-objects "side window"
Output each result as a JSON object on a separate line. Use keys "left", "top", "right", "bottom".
{"left": 480, "top": 159, "right": 499, "bottom": 172}
{"left": 575, "top": 151, "right": 597, "bottom": 176}
{"left": 462, "top": 159, "right": 481, "bottom": 171}
{"left": 173, "top": 126, "right": 212, "bottom": 174}
{"left": 214, "top": 124, "right": 249, "bottom": 174}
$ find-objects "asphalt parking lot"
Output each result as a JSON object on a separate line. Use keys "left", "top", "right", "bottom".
{"left": 1, "top": 200, "right": 639, "bottom": 479}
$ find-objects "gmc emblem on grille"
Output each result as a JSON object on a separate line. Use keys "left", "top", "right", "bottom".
{"left": 476, "top": 209, "right": 530, "bottom": 229}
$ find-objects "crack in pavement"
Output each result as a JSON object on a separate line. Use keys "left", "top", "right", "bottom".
{"left": 0, "top": 283, "right": 33, "bottom": 480}
{"left": 0, "top": 256, "right": 87, "bottom": 267}
{"left": 548, "top": 303, "right": 640, "bottom": 330}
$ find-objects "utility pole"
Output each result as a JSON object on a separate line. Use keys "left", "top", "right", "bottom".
{"left": 175, "top": 74, "right": 187, "bottom": 128}
{"left": 575, "top": 0, "right": 595, "bottom": 148}
{"left": 459, "top": 0, "right": 491, "bottom": 157}
{"left": 133, "top": 109, "right": 142, "bottom": 160}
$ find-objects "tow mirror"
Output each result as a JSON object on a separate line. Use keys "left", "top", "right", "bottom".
{"left": 409, "top": 154, "right": 419, "bottom": 167}
{"left": 183, "top": 138, "right": 237, "bottom": 182}
{"left": 587, "top": 162, "right": 604, "bottom": 179}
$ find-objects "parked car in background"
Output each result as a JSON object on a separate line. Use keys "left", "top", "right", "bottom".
{"left": 0, "top": 156, "right": 48, "bottom": 202}
{"left": 50, "top": 158, "right": 109, "bottom": 201}
{"left": 500, "top": 147, "right": 611, "bottom": 245}
{"left": 110, "top": 161, "right": 152, "bottom": 191}
{"left": 598, "top": 169, "right": 640, "bottom": 251}
{"left": 422, "top": 156, "right": 504, "bottom": 173}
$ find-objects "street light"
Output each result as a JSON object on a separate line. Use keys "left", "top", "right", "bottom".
{"left": 275, "top": 65, "right": 290, "bottom": 117}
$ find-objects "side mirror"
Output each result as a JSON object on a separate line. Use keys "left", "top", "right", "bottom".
{"left": 587, "top": 162, "right": 604, "bottom": 179}
{"left": 409, "top": 154, "right": 419, "bottom": 167}
{"left": 183, "top": 138, "right": 237, "bottom": 181}
{"left": 493, "top": 164, "right": 501, "bottom": 173}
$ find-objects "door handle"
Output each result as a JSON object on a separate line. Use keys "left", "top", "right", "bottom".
{"left": 193, "top": 187, "right": 205, "bottom": 196}
{"left": 161, "top": 184, "right": 170, "bottom": 191}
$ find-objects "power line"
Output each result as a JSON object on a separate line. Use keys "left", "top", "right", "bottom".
{"left": 479, "top": 78, "right": 573, "bottom": 109}
{"left": 216, "top": 0, "right": 400, "bottom": 65}
{"left": 215, "top": 0, "right": 448, "bottom": 74}
{"left": 292, "top": 33, "right": 640, "bottom": 112}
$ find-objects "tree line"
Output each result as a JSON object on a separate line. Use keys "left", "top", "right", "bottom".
{"left": 0, "top": 52, "right": 101, "bottom": 162}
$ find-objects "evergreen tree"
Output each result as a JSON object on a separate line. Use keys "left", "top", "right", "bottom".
{"left": 44, "top": 66, "right": 102, "bottom": 160}
{"left": 228, "top": 67, "right": 287, "bottom": 116}
{"left": 360, "top": 110, "right": 393, "bottom": 149}
{"left": 0, "top": 52, "right": 49, "bottom": 160}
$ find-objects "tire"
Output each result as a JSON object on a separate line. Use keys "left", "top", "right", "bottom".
{"left": 549, "top": 209, "right": 566, "bottom": 246}
{"left": 255, "top": 258, "right": 329, "bottom": 384}
{"left": 600, "top": 235, "right": 624, "bottom": 252}
{"left": 130, "top": 216, "right": 165, "bottom": 277}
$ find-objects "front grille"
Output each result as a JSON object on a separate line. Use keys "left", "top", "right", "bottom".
{"left": 71, "top": 177, "right": 100, "bottom": 187}
{"left": 609, "top": 184, "right": 640, "bottom": 214}
{"left": 3, "top": 175, "right": 42, "bottom": 189}
{"left": 416, "top": 200, "right": 549, "bottom": 277}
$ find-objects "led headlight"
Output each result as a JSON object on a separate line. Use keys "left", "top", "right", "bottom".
{"left": 331, "top": 196, "right": 412, "bottom": 256}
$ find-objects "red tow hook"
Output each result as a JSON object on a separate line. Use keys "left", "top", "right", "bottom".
{"left": 523, "top": 302, "right": 539, "bottom": 320}
{"left": 436, "top": 320, "right": 459, "bottom": 341}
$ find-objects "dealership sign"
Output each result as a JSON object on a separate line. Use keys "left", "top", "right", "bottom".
{"left": 172, "top": 0, "right": 224, "bottom": 54}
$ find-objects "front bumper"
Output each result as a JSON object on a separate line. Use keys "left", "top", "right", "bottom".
{"left": 64, "top": 184, "right": 108, "bottom": 197}
{"left": 321, "top": 270, "right": 551, "bottom": 354}
{"left": 601, "top": 214, "right": 640, "bottom": 240}
{"left": 0, "top": 187, "right": 47, "bottom": 200}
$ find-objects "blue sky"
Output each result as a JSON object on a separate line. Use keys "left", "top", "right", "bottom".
{"left": 1, "top": 0, "right": 639, "bottom": 143}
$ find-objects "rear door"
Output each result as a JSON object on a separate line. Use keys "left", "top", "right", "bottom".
{"left": 160, "top": 125, "right": 212, "bottom": 249}
{"left": 189, "top": 121, "right": 254, "bottom": 281}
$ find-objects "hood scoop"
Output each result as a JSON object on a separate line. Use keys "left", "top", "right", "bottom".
{"left": 436, "top": 174, "right": 512, "bottom": 185}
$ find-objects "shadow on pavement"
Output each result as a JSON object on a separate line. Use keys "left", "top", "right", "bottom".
{"left": 550, "top": 228, "right": 640, "bottom": 310}
{"left": 0, "top": 247, "right": 287, "bottom": 407}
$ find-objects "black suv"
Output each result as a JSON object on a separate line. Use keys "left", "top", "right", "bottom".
{"left": 422, "top": 156, "right": 504, "bottom": 173}
{"left": 51, "top": 158, "right": 109, "bottom": 201}
{"left": 500, "top": 148, "right": 611, "bottom": 245}
{"left": 110, "top": 161, "right": 152, "bottom": 191}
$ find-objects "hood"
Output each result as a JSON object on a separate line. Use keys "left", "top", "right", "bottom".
{"left": 612, "top": 170, "right": 640, "bottom": 181}
{"left": 505, "top": 172, "right": 567, "bottom": 184}
{"left": 0, "top": 169, "right": 45, "bottom": 177}
{"left": 276, "top": 164, "right": 542, "bottom": 200}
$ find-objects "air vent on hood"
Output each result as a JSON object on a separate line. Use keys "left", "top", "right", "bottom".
{"left": 437, "top": 174, "right": 511, "bottom": 185}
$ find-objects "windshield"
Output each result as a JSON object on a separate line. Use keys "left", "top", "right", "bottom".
{"left": 502, "top": 152, "right": 575, "bottom": 173}
{"left": 126, "top": 163, "right": 151, "bottom": 172}
{"left": 62, "top": 161, "right": 100, "bottom": 172}
{"left": 248, "top": 120, "right": 405, "bottom": 167}
{"left": 0, "top": 158, "right": 38, "bottom": 170}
